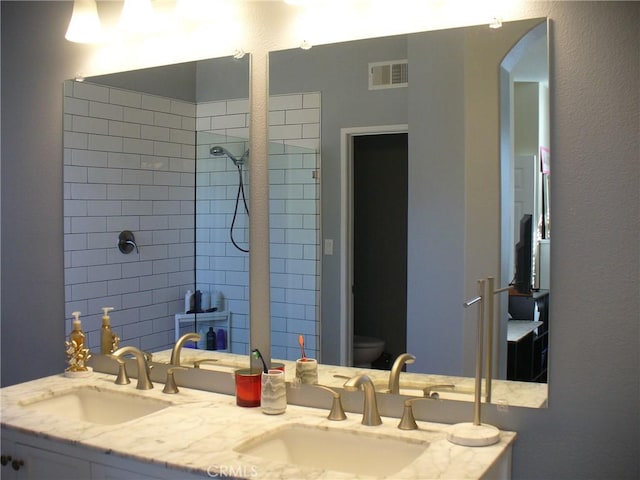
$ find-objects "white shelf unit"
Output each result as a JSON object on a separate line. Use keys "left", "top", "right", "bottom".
{"left": 174, "top": 311, "right": 231, "bottom": 352}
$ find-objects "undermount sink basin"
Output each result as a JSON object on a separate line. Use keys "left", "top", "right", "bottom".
{"left": 20, "top": 386, "right": 172, "bottom": 425}
{"left": 234, "top": 424, "right": 427, "bottom": 476}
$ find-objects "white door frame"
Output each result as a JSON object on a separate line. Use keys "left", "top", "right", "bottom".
{"left": 338, "top": 124, "right": 409, "bottom": 366}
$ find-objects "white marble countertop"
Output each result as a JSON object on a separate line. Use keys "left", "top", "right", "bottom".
{"left": 152, "top": 349, "right": 548, "bottom": 408}
{"left": 1, "top": 372, "right": 516, "bottom": 479}
{"left": 507, "top": 321, "right": 544, "bottom": 342}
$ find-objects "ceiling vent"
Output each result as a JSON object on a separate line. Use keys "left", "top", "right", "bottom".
{"left": 369, "top": 60, "right": 408, "bottom": 90}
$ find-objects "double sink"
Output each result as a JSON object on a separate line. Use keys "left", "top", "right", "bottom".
{"left": 17, "top": 383, "right": 432, "bottom": 477}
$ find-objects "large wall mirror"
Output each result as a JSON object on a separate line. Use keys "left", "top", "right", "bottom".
{"left": 268, "top": 18, "right": 550, "bottom": 405}
{"left": 63, "top": 55, "right": 251, "bottom": 354}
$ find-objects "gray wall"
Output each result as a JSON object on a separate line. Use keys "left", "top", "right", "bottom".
{"left": 196, "top": 56, "right": 250, "bottom": 102}
{"left": 1, "top": 2, "right": 638, "bottom": 479}
{"left": 270, "top": 36, "right": 409, "bottom": 364}
{"left": 86, "top": 62, "right": 199, "bottom": 101}
{"left": 406, "top": 28, "right": 466, "bottom": 375}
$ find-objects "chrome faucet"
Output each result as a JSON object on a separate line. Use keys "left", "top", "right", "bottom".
{"left": 170, "top": 332, "right": 201, "bottom": 366}
{"left": 388, "top": 353, "right": 416, "bottom": 394}
{"left": 111, "top": 346, "right": 153, "bottom": 390}
{"left": 343, "top": 374, "right": 382, "bottom": 426}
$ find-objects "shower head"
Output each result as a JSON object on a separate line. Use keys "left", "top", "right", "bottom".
{"left": 210, "top": 145, "right": 249, "bottom": 166}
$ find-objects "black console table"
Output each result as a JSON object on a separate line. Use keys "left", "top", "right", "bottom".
{"left": 507, "top": 290, "right": 549, "bottom": 382}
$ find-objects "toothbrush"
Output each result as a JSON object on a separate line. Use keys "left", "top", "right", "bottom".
{"left": 298, "top": 334, "right": 306, "bottom": 360}
{"left": 251, "top": 348, "right": 268, "bottom": 373}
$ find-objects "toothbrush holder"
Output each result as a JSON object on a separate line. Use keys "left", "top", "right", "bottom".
{"left": 261, "top": 369, "right": 287, "bottom": 415}
{"left": 295, "top": 358, "right": 318, "bottom": 384}
{"left": 235, "top": 368, "right": 262, "bottom": 407}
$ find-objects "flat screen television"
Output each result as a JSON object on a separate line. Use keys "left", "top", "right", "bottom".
{"left": 513, "top": 214, "right": 533, "bottom": 294}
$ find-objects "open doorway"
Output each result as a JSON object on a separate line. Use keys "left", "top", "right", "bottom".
{"left": 341, "top": 127, "right": 408, "bottom": 368}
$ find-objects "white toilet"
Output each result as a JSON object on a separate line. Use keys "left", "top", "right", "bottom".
{"left": 353, "top": 335, "right": 385, "bottom": 367}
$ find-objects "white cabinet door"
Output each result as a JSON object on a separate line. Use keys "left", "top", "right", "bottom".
{"left": 1, "top": 435, "right": 21, "bottom": 480}
{"left": 2, "top": 430, "right": 202, "bottom": 480}
{"left": 13, "top": 442, "right": 91, "bottom": 480}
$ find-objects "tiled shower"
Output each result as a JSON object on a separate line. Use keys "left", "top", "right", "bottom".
{"left": 63, "top": 79, "right": 249, "bottom": 353}
{"left": 63, "top": 79, "right": 320, "bottom": 361}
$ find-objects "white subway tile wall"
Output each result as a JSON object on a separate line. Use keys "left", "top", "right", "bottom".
{"left": 268, "top": 93, "right": 321, "bottom": 361}
{"left": 195, "top": 100, "right": 250, "bottom": 354}
{"left": 63, "top": 79, "right": 250, "bottom": 354}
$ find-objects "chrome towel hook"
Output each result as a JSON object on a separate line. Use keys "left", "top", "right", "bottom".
{"left": 118, "top": 230, "right": 138, "bottom": 254}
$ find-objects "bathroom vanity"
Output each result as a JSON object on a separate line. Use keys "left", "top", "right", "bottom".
{"left": 1, "top": 372, "right": 516, "bottom": 479}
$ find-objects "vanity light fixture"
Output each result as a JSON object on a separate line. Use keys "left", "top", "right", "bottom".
{"left": 119, "top": 0, "right": 155, "bottom": 33}
{"left": 65, "top": 0, "right": 102, "bottom": 43}
{"left": 489, "top": 17, "right": 503, "bottom": 29}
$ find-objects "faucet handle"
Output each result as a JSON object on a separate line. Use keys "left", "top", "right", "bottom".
{"left": 193, "top": 359, "right": 220, "bottom": 369}
{"left": 397, "top": 397, "right": 432, "bottom": 430}
{"left": 422, "top": 384, "right": 455, "bottom": 398}
{"left": 328, "top": 395, "right": 347, "bottom": 421}
{"left": 106, "top": 354, "right": 131, "bottom": 385}
{"left": 304, "top": 384, "right": 347, "bottom": 421}
{"left": 163, "top": 367, "right": 187, "bottom": 394}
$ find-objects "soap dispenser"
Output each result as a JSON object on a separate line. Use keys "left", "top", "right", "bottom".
{"left": 100, "top": 307, "right": 120, "bottom": 354}
{"left": 65, "top": 311, "right": 92, "bottom": 377}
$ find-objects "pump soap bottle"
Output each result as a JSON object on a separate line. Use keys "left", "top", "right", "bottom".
{"left": 100, "top": 307, "right": 120, "bottom": 354}
{"left": 65, "top": 311, "right": 92, "bottom": 377}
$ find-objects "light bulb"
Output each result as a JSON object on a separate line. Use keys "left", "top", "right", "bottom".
{"left": 119, "top": 0, "right": 154, "bottom": 33}
{"left": 65, "top": 0, "right": 102, "bottom": 43}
